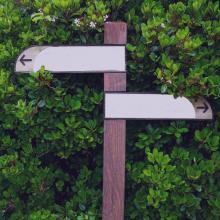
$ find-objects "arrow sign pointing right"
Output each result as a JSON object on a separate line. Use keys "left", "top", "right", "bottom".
{"left": 105, "top": 93, "right": 213, "bottom": 120}
{"left": 196, "top": 102, "right": 209, "bottom": 113}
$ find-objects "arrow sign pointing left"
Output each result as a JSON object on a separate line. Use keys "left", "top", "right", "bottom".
{"left": 20, "top": 54, "right": 32, "bottom": 66}
{"left": 15, "top": 46, "right": 126, "bottom": 73}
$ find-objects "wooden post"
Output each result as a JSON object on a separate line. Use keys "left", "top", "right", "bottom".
{"left": 102, "top": 22, "right": 127, "bottom": 220}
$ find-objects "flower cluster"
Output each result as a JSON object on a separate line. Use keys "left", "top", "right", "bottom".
{"left": 72, "top": 14, "right": 109, "bottom": 29}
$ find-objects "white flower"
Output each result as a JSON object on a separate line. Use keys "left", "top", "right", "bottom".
{"left": 74, "top": 18, "right": 80, "bottom": 27}
{"left": 104, "top": 15, "right": 109, "bottom": 21}
{"left": 45, "top": 15, "right": 57, "bottom": 22}
{"left": 161, "top": 23, "right": 166, "bottom": 28}
{"left": 38, "top": 8, "right": 43, "bottom": 13}
{"left": 89, "top": 21, "right": 97, "bottom": 29}
{"left": 51, "top": 16, "right": 56, "bottom": 22}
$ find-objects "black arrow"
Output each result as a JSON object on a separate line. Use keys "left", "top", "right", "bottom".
{"left": 197, "top": 102, "right": 209, "bottom": 113}
{"left": 20, "top": 54, "right": 32, "bottom": 66}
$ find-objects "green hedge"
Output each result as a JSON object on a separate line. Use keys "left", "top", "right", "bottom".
{"left": 0, "top": 0, "right": 220, "bottom": 219}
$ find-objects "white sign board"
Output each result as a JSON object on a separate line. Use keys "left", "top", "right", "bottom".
{"left": 105, "top": 93, "right": 213, "bottom": 120}
{"left": 15, "top": 46, "right": 126, "bottom": 73}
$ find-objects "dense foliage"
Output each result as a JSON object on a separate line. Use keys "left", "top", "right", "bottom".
{"left": 0, "top": 0, "right": 220, "bottom": 219}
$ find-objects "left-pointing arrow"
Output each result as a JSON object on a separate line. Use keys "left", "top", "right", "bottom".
{"left": 20, "top": 55, "right": 32, "bottom": 66}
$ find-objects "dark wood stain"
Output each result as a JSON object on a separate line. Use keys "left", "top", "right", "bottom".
{"left": 102, "top": 22, "right": 127, "bottom": 220}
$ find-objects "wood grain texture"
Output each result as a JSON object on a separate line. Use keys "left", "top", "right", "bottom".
{"left": 104, "top": 22, "right": 127, "bottom": 45}
{"left": 103, "top": 22, "right": 127, "bottom": 220}
{"left": 104, "top": 73, "right": 126, "bottom": 92}
{"left": 103, "top": 120, "right": 126, "bottom": 220}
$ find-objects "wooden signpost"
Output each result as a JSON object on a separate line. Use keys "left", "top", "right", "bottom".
{"left": 103, "top": 22, "right": 127, "bottom": 220}
{"left": 15, "top": 22, "right": 213, "bottom": 220}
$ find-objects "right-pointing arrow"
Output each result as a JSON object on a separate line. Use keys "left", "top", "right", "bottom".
{"left": 196, "top": 102, "right": 209, "bottom": 113}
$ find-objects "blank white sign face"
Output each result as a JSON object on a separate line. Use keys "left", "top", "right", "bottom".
{"left": 15, "top": 46, "right": 126, "bottom": 73}
{"left": 105, "top": 93, "right": 213, "bottom": 120}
